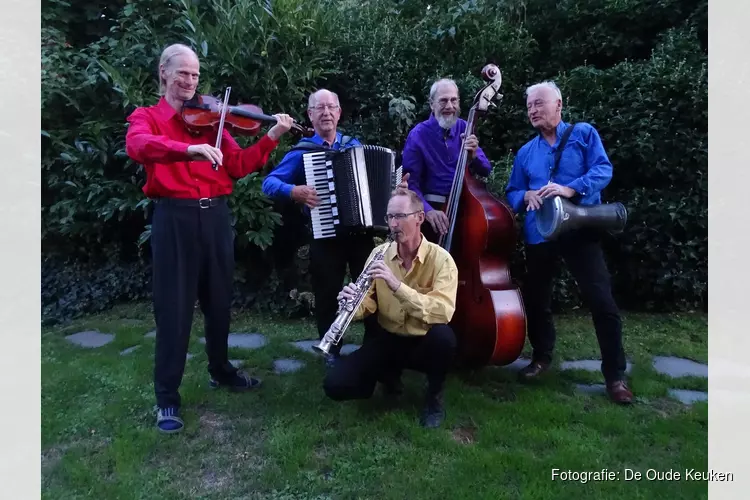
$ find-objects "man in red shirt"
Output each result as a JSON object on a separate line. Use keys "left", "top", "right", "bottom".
{"left": 125, "top": 43, "right": 294, "bottom": 433}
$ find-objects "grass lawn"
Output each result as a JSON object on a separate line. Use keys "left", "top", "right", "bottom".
{"left": 42, "top": 302, "right": 708, "bottom": 499}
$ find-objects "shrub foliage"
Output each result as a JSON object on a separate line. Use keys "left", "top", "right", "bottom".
{"left": 41, "top": 0, "right": 707, "bottom": 324}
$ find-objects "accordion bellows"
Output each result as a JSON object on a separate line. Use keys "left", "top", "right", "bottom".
{"left": 303, "top": 145, "right": 403, "bottom": 239}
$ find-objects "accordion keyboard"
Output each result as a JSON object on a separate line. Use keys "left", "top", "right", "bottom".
{"left": 303, "top": 151, "right": 339, "bottom": 239}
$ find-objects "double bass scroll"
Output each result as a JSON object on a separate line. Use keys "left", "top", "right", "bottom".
{"left": 438, "top": 64, "right": 527, "bottom": 368}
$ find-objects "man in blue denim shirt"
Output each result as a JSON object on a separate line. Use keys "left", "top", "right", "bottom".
{"left": 263, "top": 89, "right": 407, "bottom": 366}
{"left": 505, "top": 81, "right": 633, "bottom": 404}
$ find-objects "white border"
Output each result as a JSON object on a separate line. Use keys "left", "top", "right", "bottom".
{"left": 1, "top": 0, "right": 42, "bottom": 497}
{"left": 11, "top": 1, "right": 744, "bottom": 497}
{"left": 709, "top": 1, "right": 749, "bottom": 498}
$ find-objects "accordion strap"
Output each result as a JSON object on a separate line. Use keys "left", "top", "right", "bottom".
{"left": 289, "top": 140, "right": 328, "bottom": 153}
{"left": 289, "top": 134, "right": 356, "bottom": 153}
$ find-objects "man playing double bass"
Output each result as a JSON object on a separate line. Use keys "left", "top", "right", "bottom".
{"left": 125, "top": 43, "right": 295, "bottom": 433}
{"left": 401, "top": 78, "right": 493, "bottom": 242}
{"left": 504, "top": 81, "right": 633, "bottom": 404}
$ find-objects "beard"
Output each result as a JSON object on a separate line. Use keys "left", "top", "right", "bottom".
{"left": 436, "top": 110, "right": 459, "bottom": 130}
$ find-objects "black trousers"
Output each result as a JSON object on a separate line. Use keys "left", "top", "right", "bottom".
{"left": 324, "top": 315, "right": 457, "bottom": 400}
{"left": 150, "top": 199, "right": 239, "bottom": 409}
{"left": 523, "top": 229, "right": 627, "bottom": 383}
{"left": 309, "top": 231, "right": 374, "bottom": 353}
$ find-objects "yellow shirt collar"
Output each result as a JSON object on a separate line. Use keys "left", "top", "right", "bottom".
{"left": 387, "top": 233, "right": 429, "bottom": 265}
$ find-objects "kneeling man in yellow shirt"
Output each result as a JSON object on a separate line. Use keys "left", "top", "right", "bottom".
{"left": 323, "top": 188, "right": 459, "bottom": 428}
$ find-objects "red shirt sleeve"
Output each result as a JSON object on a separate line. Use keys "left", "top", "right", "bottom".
{"left": 125, "top": 108, "right": 191, "bottom": 164}
{"left": 221, "top": 131, "right": 280, "bottom": 179}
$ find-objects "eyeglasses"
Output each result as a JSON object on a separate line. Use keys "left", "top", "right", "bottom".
{"left": 384, "top": 211, "right": 422, "bottom": 222}
{"left": 310, "top": 104, "right": 340, "bottom": 112}
{"left": 436, "top": 97, "right": 458, "bottom": 107}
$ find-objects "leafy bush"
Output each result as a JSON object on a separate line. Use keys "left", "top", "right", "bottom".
{"left": 41, "top": 0, "right": 707, "bottom": 323}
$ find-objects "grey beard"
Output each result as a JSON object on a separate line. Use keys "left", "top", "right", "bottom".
{"left": 437, "top": 114, "right": 458, "bottom": 130}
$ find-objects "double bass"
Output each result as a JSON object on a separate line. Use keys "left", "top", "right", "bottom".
{"left": 437, "top": 64, "right": 527, "bottom": 368}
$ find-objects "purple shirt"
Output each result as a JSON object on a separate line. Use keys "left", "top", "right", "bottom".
{"left": 401, "top": 114, "right": 493, "bottom": 212}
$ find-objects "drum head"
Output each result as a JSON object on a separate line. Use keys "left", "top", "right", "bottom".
{"left": 536, "top": 196, "right": 563, "bottom": 239}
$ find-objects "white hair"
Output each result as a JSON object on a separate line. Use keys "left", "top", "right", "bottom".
{"left": 159, "top": 43, "right": 197, "bottom": 95}
{"left": 429, "top": 78, "right": 458, "bottom": 102}
{"left": 308, "top": 89, "right": 340, "bottom": 108}
{"left": 525, "top": 81, "right": 562, "bottom": 101}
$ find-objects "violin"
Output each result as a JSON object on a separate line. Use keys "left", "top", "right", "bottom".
{"left": 180, "top": 87, "right": 315, "bottom": 169}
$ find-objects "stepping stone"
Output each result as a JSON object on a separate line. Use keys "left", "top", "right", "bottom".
{"left": 291, "top": 340, "right": 323, "bottom": 354}
{"left": 120, "top": 346, "right": 140, "bottom": 356}
{"left": 340, "top": 344, "right": 360, "bottom": 355}
{"left": 65, "top": 331, "right": 115, "bottom": 348}
{"left": 668, "top": 389, "right": 708, "bottom": 405}
{"left": 274, "top": 358, "right": 306, "bottom": 374}
{"left": 291, "top": 340, "right": 360, "bottom": 355}
{"left": 499, "top": 357, "right": 531, "bottom": 372}
{"left": 575, "top": 383, "right": 606, "bottom": 395}
{"left": 149, "top": 352, "right": 194, "bottom": 361}
{"left": 652, "top": 356, "right": 707, "bottom": 378}
{"left": 561, "top": 359, "right": 632, "bottom": 375}
{"left": 144, "top": 330, "right": 156, "bottom": 339}
{"left": 200, "top": 333, "right": 267, "bottom": 349}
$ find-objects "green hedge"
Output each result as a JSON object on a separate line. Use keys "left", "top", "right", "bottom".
{"left": 41, "top": 0, "right": 707, "bottom": 324}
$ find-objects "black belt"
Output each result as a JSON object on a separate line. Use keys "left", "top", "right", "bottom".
{"left": 154, "top": 196, "right": 227, "bottom": 208}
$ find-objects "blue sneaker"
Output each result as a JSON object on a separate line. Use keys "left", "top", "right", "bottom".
{"left": 156, "top": 407, "right": 184, "bottom": 434}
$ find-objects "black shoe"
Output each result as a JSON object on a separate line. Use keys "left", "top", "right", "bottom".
{"left": 381, "top": 377, "right": 404, "bottom": 397}
{"left": 324, "top": 353, "right": 340, "bottom": 369}
{"left": 420, "top": 390, "right": 445, "bottom": 428}
{"left": 209, "top": 369, "right": 262, "bottom": 391}
{"left": 517, "top": 359, "right": 550, "bottom": 382}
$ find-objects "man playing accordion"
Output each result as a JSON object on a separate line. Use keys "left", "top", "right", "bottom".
{"left": 262, "top": 89, "right": 408, "bottom": 366}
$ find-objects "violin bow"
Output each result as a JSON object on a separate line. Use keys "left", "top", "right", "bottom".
{"left": 213, "top": 86, "right": 232, "bottom": 170}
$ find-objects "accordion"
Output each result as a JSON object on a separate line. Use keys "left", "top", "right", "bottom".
{"left": 303, "top": 145, "right": 403, "bottom": 239}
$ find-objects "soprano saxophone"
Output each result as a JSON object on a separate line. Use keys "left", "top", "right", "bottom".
{"left": 313, "top": 234, "right": 395, "bottom": 356}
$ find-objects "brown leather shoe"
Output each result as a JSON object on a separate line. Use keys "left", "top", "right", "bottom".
{"left": 606, "top": 380, "right": 633, "bottom": 404}
{"left": 517, "top": 360, "right": 550, "bottom": 382}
